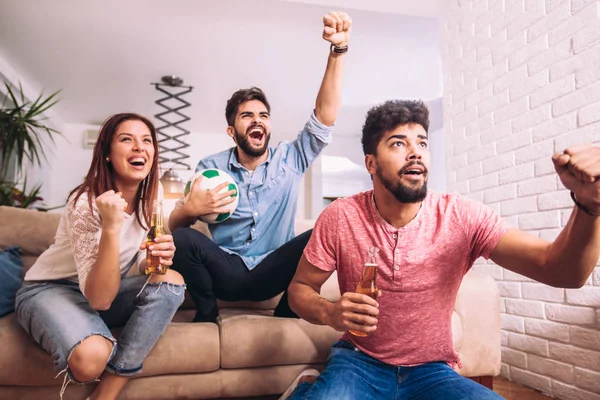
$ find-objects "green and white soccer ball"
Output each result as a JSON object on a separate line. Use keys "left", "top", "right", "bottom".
{"left": 183, "top": 169, "right": 239, "bottom": 224}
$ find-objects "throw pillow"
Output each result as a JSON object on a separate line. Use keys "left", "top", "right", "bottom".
{"left": 0, "top": 246, "right": 23, "bottom": 318}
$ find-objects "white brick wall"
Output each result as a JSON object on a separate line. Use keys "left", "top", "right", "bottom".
{"left": 528, "top": 354, "right": 575, "bottom": 384}
{"left": 441, "top": 1, "right": 600, "bottom": 398}
{"left": 546, "top": 304, "right": 597, "bottom": 325}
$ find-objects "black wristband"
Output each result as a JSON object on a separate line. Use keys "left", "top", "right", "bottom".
{"left": 571, "top": 192, "right": 600, "bottom": 217}
{"left": 330, "top": 44, "right": 348, "bottom": 54}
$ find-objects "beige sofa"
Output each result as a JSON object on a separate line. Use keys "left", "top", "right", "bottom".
{"left": 0, "top": 205, "right": 501, "bottom": 400}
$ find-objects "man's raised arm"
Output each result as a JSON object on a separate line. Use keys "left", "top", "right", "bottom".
{"left": 490, "top": 144, "right": 600, "bottom": 288}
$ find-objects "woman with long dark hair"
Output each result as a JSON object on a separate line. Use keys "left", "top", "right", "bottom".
{"left": 15, "top": 113, "right": 185, "bottom": 400}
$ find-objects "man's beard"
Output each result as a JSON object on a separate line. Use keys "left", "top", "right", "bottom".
{"left": 234, "top": 125, "right": 271, "bottom": 158}
{"left": 376, "top": 161, "right": 428, "bottom": 203}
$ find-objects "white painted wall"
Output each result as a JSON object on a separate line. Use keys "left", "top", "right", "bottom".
{"left": 427, "top": 128, "right": 447, "bottom": 192}
{"left": 322, "top": 155, "right": 371, "bottom": 198}
{"left": 441, "top": 1, "right": 600, "bottom": 398}
{"left": 276, "top": 0, "right": 442, "bottom": 18}
{"left": 0, "top": 0, "right": 443, "bottom": 138}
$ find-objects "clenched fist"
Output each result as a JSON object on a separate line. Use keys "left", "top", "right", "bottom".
{"left": 322, "top": 11, "right": 352, "bottom": 47}
{"left": 553, "top": 144, "right": 600, "bottom": 215}
{"left": 96, "top": 190, "right": 128, "bottom": 230}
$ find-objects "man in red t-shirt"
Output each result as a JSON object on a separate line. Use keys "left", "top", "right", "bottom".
{"left": 280, "top": 100, "right": 600, "bottom": 400}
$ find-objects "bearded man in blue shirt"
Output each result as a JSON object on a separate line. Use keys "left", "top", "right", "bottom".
{"left": 169, "top": 11, "right": 351, "bottom": 322}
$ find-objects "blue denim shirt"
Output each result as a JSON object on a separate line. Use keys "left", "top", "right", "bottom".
{"left": 197, "top": 112, "right": 333, "bottom": 270}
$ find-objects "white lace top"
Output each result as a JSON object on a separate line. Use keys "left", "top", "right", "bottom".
{"left": 24, "top": 192, "right": 147, "bottom": 296}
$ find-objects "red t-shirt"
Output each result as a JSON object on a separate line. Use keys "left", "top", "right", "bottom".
{"left": 304, "top": 190, "right": 509, "bottom": 367}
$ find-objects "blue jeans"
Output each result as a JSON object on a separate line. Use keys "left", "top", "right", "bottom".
{"left": 15, "top": 276, "right": 185, "bottom": 382}
{"left": 288, "top": 340, "right": 504, "bottom": 400}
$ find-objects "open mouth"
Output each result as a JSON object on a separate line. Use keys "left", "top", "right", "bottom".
{"left": 128, "top": 157, "right": 147, "bottom": 168}
{"left": 401, "top": 164, "right": 426, "bottom": 179}
{"left": 248, "top": 126, "right": 265, "bottom": 142}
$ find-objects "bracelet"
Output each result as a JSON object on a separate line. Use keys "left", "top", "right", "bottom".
{"left": 330, "top": 44, "right": 348, "bottom": 54}
{"left": 571, "top": 192, "right": 600, "bottom": 217}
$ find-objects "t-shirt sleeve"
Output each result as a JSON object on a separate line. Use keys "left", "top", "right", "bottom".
{"left": 454, "top": 195, "right": 511, "bottom": 263}
{"left": 303, "top": 201, "right": 339, "bottom": 272}
{"left": 65, "top": 193, "right": 102, "bottom": 295}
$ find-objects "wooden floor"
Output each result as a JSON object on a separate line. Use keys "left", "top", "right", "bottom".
{"left": 247, "top": 376, "right": 554, "bottom": 400}
{"left": 494, "top": 376, "right": 553, "bottom": 399}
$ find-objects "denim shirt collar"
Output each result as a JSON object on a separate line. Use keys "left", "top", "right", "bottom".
{"left": 228, "top": 147, "right": 272, "bottom": 170}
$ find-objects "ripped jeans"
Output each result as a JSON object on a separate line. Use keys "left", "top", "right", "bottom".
{"left": 15, "top": 276, "right": 185, "bottom": 390}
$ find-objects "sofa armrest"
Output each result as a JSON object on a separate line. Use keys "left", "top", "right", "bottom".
{"left": 453, "top": 269, "right": 502, "bottom": 377}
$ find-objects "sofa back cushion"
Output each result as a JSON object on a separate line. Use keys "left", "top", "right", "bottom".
{"left": 0, "top": 206, "right": 61, "bottom": 273}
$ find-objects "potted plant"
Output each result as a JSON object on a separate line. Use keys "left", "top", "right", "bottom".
{"left": 0, "top": 81, "right": 62, "bottom": 209}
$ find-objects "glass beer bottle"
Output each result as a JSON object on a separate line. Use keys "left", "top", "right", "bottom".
{"left": 349, "top": 246, "right": 380, "bottom": 337}
{"left": 145, "top": 200, "right": 166, "bottom": 275}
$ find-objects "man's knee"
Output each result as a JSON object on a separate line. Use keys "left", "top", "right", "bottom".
{"left": 297, "top": 229, "right": 312, "bottom": 244}
{"left": 172, "top": 229, "right": 201, "bottom": 271}
{"left": 68, "top": 335, "right": 113, "bottom": 382}
{"left": 172, "top": 227, "right": 211, "bottom": 256}
{"left": 172, "top": 227, "right": 196, "bottom": 250}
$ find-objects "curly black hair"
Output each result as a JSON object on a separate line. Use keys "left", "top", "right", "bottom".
{"left": 361, "top": 100, "right": 429, "bottom": 155}
{"left": 225, "top": 87, "right": 271, "bottom": 127}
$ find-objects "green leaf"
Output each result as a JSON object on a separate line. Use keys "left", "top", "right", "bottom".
{"left": 0, "top": 177, "right": 44, "bottom": 208}
{"left": 0, "top": 80, "right": 62, "bottom": 181}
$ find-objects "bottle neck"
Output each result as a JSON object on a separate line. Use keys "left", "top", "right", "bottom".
{"left": 361, "top": 264, "right": 377, "bottom": 281}
{"left": 151, "top": 206, "right": 163, "bottom": 227}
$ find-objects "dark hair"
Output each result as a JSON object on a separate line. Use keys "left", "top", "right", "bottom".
{"left": 361, "top": 100, "right": 429, "bottom": 155}
{"left": 225, "top": 87, "right": 271, "bottom": 126}
{"left": 69, "top": 113, "right": 159, "bottom": 229}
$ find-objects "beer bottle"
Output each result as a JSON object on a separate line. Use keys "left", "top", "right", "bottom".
{"left": 349, "top": 246, "right": 379, "bottom": 337}
{"left": 145, "top": 199, "right": 166, "bottom": 275}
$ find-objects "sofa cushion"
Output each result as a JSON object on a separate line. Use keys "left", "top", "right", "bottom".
{"left": 218, "top": 309, "right": 342, "bottom": 369}
{"left": 0, "top": 313, "right": 59, "bottom": 386}
{"left": 136, "top": 312, "right": 221, "bottom": 377}
{"left": 0, "top": 246, "right": 23, "bottom": 317}
{"left": 0, "top": 310, "right": 220, "bottom": 386}
{"left": 121, "top": 364, "right": 322, "bottom": 400}
{"left": 217, "top": 295, "right": 281, "bottom": 310}
{"left": 0, "top": 207, "right": 60, "bottom": 273}
{"left": 21, "top": 255, "right": 38, "bottom": 272}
